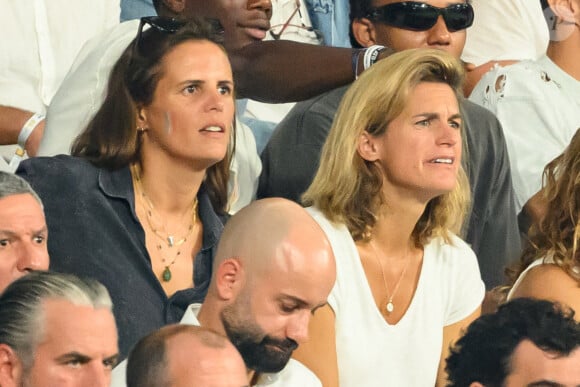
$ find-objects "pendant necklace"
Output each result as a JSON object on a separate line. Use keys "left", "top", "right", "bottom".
{"left": 369, "top": 240, "right": 411, "bottom": 314}
{"left": 131, "top": 164, "right": 198, "bottom": 282}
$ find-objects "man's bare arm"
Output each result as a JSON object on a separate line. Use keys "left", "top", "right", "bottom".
{"left": 229, "top": 41, "right": 392, "bottom": 103}
{"left": 0, "top": 106, "right": 45, "bottom": 156}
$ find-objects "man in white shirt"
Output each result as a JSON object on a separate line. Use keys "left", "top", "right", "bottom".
{"left": 470, "top": 0, "right": 580, "bottom": 215}
{"left": 112, "top": 198, "right": 336, "bottom": 386}
{"left": 0, "top": 1, "right": 119, "bottom": 170}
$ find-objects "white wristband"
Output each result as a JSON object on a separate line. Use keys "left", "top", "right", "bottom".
{"left": 18, "top": 113, "right": 44, "bottom": 149}
{"left": 363, "top": 45, "right": 386, "bottom": 70}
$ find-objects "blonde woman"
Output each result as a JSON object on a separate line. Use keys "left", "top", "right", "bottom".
{"left": 507, "top": 128, "right": 580, "bottom": 315}
{"left": 296, "top": 49, "right": 485, "bottom": 387}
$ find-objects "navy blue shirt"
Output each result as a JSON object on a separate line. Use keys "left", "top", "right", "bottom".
{"left": 18, "top": 155, "right": 225, "bottom": 359}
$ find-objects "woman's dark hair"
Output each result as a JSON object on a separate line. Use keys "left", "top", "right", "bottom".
{"left": 72, "top": 17, "right": 233, "bottom": 213}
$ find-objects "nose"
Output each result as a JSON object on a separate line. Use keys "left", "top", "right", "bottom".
{"left": 83, "top": 363, "right": 110, "bottom": 387}
{"left": 427, "top": 15, "right": 451, "bottom": 47}
{"left": 204, "top": 91, "right": 225, "bottom": 113}
{"left": 247, "top": 0, "right": 272, "bottom": 19}
{"left": 436, "top": 122, "right": 460, "bottom": 147}
{"left": 15, "top": 242, "right": 49, "bottom": 273}
{"left": 286, "top": 311, "right": 310, "bottom": 344}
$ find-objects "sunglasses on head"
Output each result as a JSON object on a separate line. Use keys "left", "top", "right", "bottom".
{"left": 134, "top": 16, "right": 224, "bottom": 55}
{"left": 366, "top": 2, "right": 474, "bottom": 32}
{"left": 134, "top": 16, "right": 187, "bottom": 56}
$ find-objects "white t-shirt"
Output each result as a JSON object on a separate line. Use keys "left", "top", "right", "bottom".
{"left": 462, "top": 0, "right": 549, "bottom": 66}
{"left": 470, "top": 55, "right": 580, "bottom": 211}
{"left": 111, "top": 303, "right": 321, "bottom": 387}
{"left": 40, "top": 21, "right": 261, "bottom": 214}
{"left": 307, "top": 207, "right": 485, "bottom": 387}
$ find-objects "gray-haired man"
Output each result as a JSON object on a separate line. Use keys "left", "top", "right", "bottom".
{"left": 0, "top": 171, "right": 49, "bottom": 292}
{"left": 0, "top": 271, "right": 119, "bottom": 387}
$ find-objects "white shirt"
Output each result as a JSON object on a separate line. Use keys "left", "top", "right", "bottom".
{"left": 307, "top": 207, "right": 485, "bottom": 387}
{"left": 470, "top": 55, "right": 580, "bottom": 211}
{"left": 0, "top": 0, "right": 119, "bottom": 169}
{"left": 111, "top": 304, "right": 322, "bottom": 387}
{"left": 462, "top": 0, "right": 549, "bottom": 66}
{"left": 40, "top": 20, "right": 261, "bottom": 214}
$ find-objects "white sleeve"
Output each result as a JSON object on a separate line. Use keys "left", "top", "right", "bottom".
{"left": 442, "top": 235, "right": 485, "bottom": 326}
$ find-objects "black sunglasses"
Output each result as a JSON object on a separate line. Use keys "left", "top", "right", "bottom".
{"left": 366, "top": 2, "right": 474, "bottom": 32}
{"left": 134, "top": 16, "right": 187, "bottom": 55}
{"left": 134, "top": 16, "right": 225, "bottom": 55}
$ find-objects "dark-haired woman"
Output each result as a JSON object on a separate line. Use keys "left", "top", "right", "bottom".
{"left": 18, "top": 18, "right": 234, "bottom": 359}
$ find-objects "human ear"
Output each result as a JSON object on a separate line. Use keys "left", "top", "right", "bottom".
{"left": 136, "top": 107, "right": 149, "bottom": 131}
{"left": 0, "top": 344, "right": 23, "bottom": 387}
{"left": 351, "top": 18, "right": 378, "bottom": 48}
{"left": 547, "top": 0, "right": 577, "bottom": 24}
{"left": 469, "top": 382, "right": 485, "bottom": 387}
{"left": 215, "top": 258, "right": 242, "bottom": 301}
{"left": 357, "top": 131, "right": 380, "bottom": 162}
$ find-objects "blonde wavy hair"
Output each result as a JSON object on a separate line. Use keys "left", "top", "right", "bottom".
{"left": 508, "top": 128, "right": 580, "bottom": 286}
{"left": 303, "top": 49, "right": 470, "bottom": 245}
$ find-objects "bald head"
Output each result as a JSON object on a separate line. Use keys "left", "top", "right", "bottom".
{"left": 214, "top": 198, "right": 335, "bottom": 282}
{"left": 202, "top": 199, "right": 335, "bottom": 373}
{"left": 127, "top": 325, "right": 249, "bottom": 387}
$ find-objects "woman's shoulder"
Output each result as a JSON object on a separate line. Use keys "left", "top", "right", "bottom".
{"left": 17, "top": 155, "right": 110, "bottom": 199}
{"left": 18, "top": 155, "right": 98, "bottom": 181}
{"left": 510, "top": 262, "right": 580, "bottom": 311}
{"left": 426, "top": 233, "right": 476, "bottom": 260}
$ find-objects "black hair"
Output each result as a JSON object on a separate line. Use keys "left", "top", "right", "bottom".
{"left": 446, "top": 298, "right": 580, "bottom": 387}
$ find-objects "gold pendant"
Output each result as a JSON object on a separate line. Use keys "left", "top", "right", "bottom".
{"left": 386, "top": 300, "right": 394, "bottom": 313}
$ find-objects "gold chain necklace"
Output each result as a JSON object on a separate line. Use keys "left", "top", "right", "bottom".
{"left": 131, "top": 164, "right": 198, "bottom": 282}
{"left": 369, "top": 240, "right": 411, "bottom": 315}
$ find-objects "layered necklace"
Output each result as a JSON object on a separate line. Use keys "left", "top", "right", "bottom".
{"left": 369, "top": 240, "right": 411, "bottom": 315}
{"left": 131, "top": 164, "right": 198, "bottom": 282}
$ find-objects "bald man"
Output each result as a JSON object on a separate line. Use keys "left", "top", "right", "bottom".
{"left": 127, "top": 325, "right": 249, "bottom": 387}
{"left": 113, "top": 198, "right": 336, "bottom": 386}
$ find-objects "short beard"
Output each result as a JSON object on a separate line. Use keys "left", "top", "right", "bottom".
{"left": 221, "top": 305, "right": 298, "bottom": 373}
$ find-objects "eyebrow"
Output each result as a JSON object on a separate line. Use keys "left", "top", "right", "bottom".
{"left": 177, "top": 79, "right": 234, "bottom": 87}
{"left": 412, "top": 112, "right": 462, "bottom": 120}
{"left": 0, "top": 226, "right": 47, "bottom": 237}
{"left": 55, "top": 352, "right": 92, "bottom": 364}
{"left": 55, "top": 352, "right": 120, "bottom": 366}
{"left": 527, "top": 381, "right": 570, "bottom": 387}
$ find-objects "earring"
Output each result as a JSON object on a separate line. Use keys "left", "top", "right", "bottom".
{"left": 137, "top": 127, "right": 148, "bottom": 133}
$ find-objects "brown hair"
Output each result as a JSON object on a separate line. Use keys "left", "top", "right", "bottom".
{"left": 303, "top": 48, "right": 470, "bottom": 244}
{"left": 508, "top": 128, "right": 580, "bottom": 286}
{"left": 71, "top": 17, "right": 233, "bottom": 213}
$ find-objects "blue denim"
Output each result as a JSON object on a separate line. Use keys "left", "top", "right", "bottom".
{"left": 121, "top": 0, "right": 156, "bottom": 21}
{"left": 236, "top": 99, "right": 277, "bottom": 154}
{"left": 304, "top": 0, "right": 352, "bottom": 47}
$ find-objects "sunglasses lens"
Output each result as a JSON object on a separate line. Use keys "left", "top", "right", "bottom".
{"left": 370, "top": 2, "right": 473, "bottom": 32}
{"left": 374, "top": 3, "right": 438, "bottom": 31}
{"left": 443, "top": 4, "right": 474, "bottom": 31}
